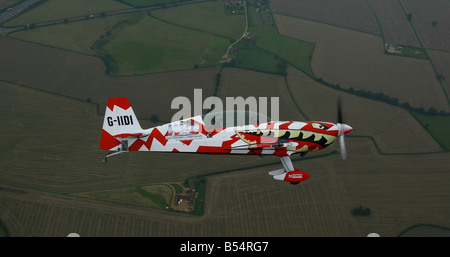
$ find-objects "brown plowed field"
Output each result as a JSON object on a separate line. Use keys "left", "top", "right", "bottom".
{"left": 270, "top": 0, "right": 379, "bottom": 34}
{"left": 368, "top": 0, "right": 420, "bottom": 47}
{"left": 400, "top": 0, "right": 450, "bottom": 51}
{"left": 274, "top": 14, "right": 450, "bottom": 112}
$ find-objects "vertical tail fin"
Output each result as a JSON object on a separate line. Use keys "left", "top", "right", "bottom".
{"left": 100, "top": 97, "right": 142, "bottom": 150}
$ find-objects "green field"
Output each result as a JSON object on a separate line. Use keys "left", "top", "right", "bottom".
{"left": 171, "top": 183, "right": 184, "bottom": 194}
{"left": 9, "top": 13, "right": 134, "bottom": 55}
{"left": 399, "top": 45, "right": 428, "bottom": 59}
{"left": 5, "top": 0, "right": 312, "bottom": 76}
{"left": 250, "top": 26, "right": 314, "bottom": 76}
{"left": 231, "top": 41, "right": 286, "bottom": 74}
{"left": 411, "top": 111, "right": 450, "bottom": 150}
{"left": 152, "top": 0, "right": 245, "bottom": 40}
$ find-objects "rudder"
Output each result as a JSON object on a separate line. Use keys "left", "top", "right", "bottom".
{"left": 100, "top": 97, "right": 142, "bottom": 150}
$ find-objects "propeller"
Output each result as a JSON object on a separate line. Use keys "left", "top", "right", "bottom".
{"left": 337, "top": 97, "right": 352, "bottom": 160}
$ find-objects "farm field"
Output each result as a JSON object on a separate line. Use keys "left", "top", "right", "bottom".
{"left": 400, "top": 225, "right": 450, "bottom": 237}
{"left": 274, "top": 14, "right": 450, "bottom": 113}
{"left": 103, "top": 14, "right": 230, "bottom": 75}
{"left": 250, "top": 25, "right": 314, "bottom": 76}
{"left": 427, "top": 50, "right": 450, "bottom": 99}
{"left": 368, "top": 0, "right": 420, "bottom": 47}
{"left": 231, "top": 41, "right": 285, "bottom": 74}
{"left": 73, "top": 184, "right": 173, "bottom": 210}
{"left": 338, "top": 148, "right": 450, "bottom": 237}
{"left": 1, "top": 57, "right": 449, "bottom": 236}
{"left": 1, "top": 0, "right": 450, "bottom": 238}
{"left": 0, "top": 79, "right": 285, "bottom": 192}
{"left": 151, "top": 0, "right": 245, "bottom": 40}
{"left": 269, "top": 0, "right": 379, "bottom": 35}
{"left": 0, "top": 36, "right": 218, "bottom": 122}
{"left": 3, "top": 0, "right": 130, "bottom": 27}
{"left": 229, "top": 25, "right": 314, "bottom": 76}
{"left": 9, "top": 13, "right": 134, "bottom": 55}
{"left": 412, "top": 111, "right": 450, "bottom": 151}
{"left": 120, "top": 0, "right": 185, "bottom": 8}
{"left": 285, "top": 66, "right": 443, "bottom": 154}
{"left": 2, "top": 138, "right": 450, "bottom": 237}
{"left": 217, "top": 67, "right": 306, "bottom": 121}
{"left": 399, "top": 0, "right": 450, "bottom": 52}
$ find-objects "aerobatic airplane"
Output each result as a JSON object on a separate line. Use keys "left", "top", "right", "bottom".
{"left": 100, "top": 97, "right": 352, "bottom": 185}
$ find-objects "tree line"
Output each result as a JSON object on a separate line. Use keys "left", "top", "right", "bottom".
{"left": 314, "top": 77, "right": 450, "bottom": 117}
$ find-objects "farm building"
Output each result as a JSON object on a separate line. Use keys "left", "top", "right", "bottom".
{"left": 243, "top": 32, "right": 256, "bottom": 42}
{"left": 385, "top": 42, "right": 402, "bottom": 55}
{"left": 174, "top": 182, "right": 198, "bottom": 212}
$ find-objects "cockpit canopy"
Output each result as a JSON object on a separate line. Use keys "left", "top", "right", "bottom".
{"left": 202, "top": 110, "right": 272, "bottom": 129}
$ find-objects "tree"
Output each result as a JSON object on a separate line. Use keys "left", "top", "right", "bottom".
{"left": 401, "top": 102, "right": 410, "bottom": 109}
{"left": 276, "top": 61, "right": 287, "bottom": 76}
{"left": 150, "top": 115, "right": 160, "bottom": 122}
{"left": 432, "top": 21, "right": 438, "bottom": 27}
{"left": 406, "top": 13, "right": 413, "bottom": 21}
{"left": 427, "top": 107, "right": 438, "bottom": 116}
{"left": 351, "top": 206, "right": 371, "bottom": 216}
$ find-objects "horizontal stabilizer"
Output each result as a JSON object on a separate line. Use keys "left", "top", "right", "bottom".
{"left": 273, "top": 173, "right": 286, "bottom": 181}
{"left": 114, "top": 133, "right": 144, "bottom": 138}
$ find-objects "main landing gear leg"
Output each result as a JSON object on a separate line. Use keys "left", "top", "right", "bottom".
{"left": 101, "top": 150, "right": 128, "bottom": 163}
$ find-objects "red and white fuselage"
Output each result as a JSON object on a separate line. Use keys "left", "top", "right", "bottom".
{"left": 100, "top": 97, "right": 352, "bottom": 184}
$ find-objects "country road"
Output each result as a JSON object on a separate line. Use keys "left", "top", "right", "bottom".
{"left": 222, "top": 0, "right": 248, "bottom": 61}
{"left": 0, "top": 0, "right": 213, "bottom": 36}
{"left": 0, "top": 0, "right": 42, "bottom": 34}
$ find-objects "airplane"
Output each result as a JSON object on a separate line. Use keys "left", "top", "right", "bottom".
{"left": 100, "top": 97, "right": 352, "bottom": 185}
